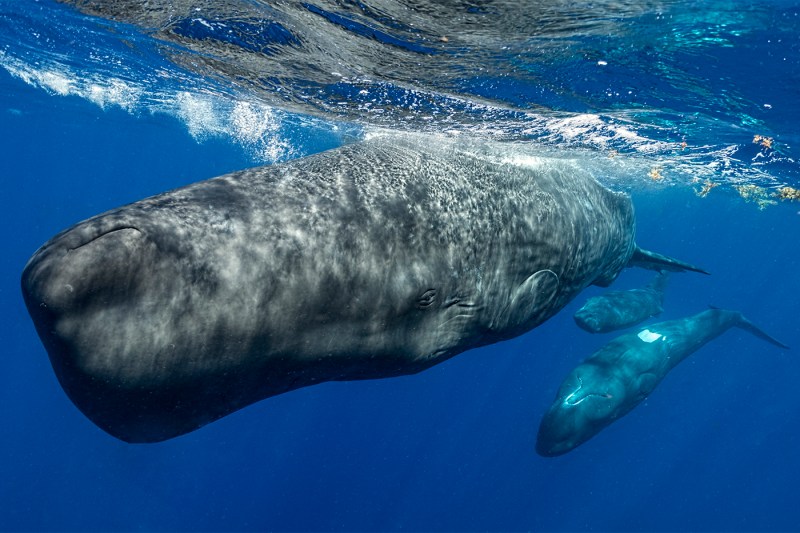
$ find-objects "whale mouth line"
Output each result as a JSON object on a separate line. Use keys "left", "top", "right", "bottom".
{"left": 563, "top": 376, "right": 612, "bottom": 406}
{"left": 68, "top": 226, "right": 143, "bottom": 252}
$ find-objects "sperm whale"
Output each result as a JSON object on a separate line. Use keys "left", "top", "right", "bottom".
{"left": 22, "top": 135, "right": 708, "bottom": 442}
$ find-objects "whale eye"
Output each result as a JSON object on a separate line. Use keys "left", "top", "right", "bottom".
{"left": 416, "top": 289, "right": 437, "bottom": 309}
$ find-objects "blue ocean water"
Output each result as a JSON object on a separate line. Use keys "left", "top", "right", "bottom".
{"left": 1, "top": 0, "right": 799, "bottom": 530}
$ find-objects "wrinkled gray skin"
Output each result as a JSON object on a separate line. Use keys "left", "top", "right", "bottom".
{"left": 574, "top": 271, "right": 669, "bottom": 333}
{"left": 537, "top": 308, "right": 789, "bottom": 457}
{"left": 22, "top": 135, "right": 706, "bottom": 443}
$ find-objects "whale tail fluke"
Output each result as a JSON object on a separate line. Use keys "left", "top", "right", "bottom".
{"left": 629, "top": 246, "right": 710, "bottom": 275}
{"left": 736, "top": 313, "right": 790, "bottom": 350}
{"left": 708, "top": 305, "right": 789, "bottom": 349}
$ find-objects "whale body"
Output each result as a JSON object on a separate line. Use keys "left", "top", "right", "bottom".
{"left": 537, "top": 308, "right": 789, "bottom": 457}
{"left": 574, "top": 271, "right": 669, "bottom": 333}
{"left": 21, "top": 135, "right": 707, "bottom": 443}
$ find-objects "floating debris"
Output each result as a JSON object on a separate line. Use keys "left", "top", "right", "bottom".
{"left": 735, "top": 184, "right": 777, "bottom": 210}
{"left": 695, "top": 179, "right": 719, "bottom": 198}
{"left": 753, "top": 134, "right": 773, "bottom": 150}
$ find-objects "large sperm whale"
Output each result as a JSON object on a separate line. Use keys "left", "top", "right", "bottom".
{"left": 537, "top": 308, "right": 788, "bottom": 457}
{"left": 574, "top": 271, "right": 669, "bottom": 333}
{"left": 21, "top": 134, "right": 708, "bottom": 443}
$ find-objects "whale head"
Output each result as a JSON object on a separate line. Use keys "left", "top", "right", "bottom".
{"left": 536, "top": 363, "right": 625, "bottom": 456}
{"left": 572, "top": 296, "right": 623, "bottom": 334}
{"left": 20, "top": 181, "right": 269, "bottom": 443}
{"left": 573, "top": 303, "right": 604, "bottom": 333}
{"left": 22, "top": 208, "right": 201, "bottom": 441}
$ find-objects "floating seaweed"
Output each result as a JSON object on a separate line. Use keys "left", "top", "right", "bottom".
{"left": 648, "top": 167, "right": 663, "bottom": 181}
{"left": 735, "top": 184, "right": 777, "bottom": 210}
{"left": 776, "top": 186, "right": 800, "bottom": 201}
{"left": 753, "top": 134, "right": 773, "bottom": 150}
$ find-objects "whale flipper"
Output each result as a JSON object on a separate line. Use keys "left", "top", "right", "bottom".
{"left": 628, "top": 246, "right": 710, "bottom": 275}
{"left": 501, "top": 269, "right": 560, "bottom": 331}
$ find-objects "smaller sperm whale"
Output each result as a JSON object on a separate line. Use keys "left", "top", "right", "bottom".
{"left": 537, "top": 308, "right": 789, "bottom": 457}
{"left": 574, "top": 271, "right": 669, "bottom": 333}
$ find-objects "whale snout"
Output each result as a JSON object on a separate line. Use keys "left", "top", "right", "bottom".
{"left": 573, "top": 310, "right": 601, "bottom": 333}
{"left": 536, "top": 407, "right": 583, "bottom": 457}
{"left": 20, "top": 220, "right": 176, "bottom": 441}
{"left": 22, "top": 224, "right": 146, "bottom": 316}
{"left": 20, "top": 214, "right": 254, "bottom": 443}
{"left": 21, "top": 220, "right": 152, "bottom": 375}
{"left": 536, "top": 368, "right": 625, "bottom": 457}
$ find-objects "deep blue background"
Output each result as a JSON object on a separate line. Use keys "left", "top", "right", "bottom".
{"left": 2, "top": 54, "right": 800, "bottom": 531}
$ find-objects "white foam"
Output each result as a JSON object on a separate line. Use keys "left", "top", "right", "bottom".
{"left": 175, "top": 92, "right": 226, "bottom": 139}
{"left": 87, "top": 79, "right": 142, "bottom": 111}
{"left": 2, "top": 49, "right": 794, "bottom": 192}
{"left": 0, "top": 51, "right": 295, "bottom": 162}
{"left": 230, "top": 101, "right": 291, "bottom": 161}
{"left": 1, "top": 52, "right": 140, "bottom": 110}
{"left": 35, "top": 69, "right": 74, "bottom": 96}
{"left": 538, "top": 113, "right": 676, "bottom": 154}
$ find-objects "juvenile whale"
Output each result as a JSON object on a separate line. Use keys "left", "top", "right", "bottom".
{"left": 574, "top": 271, "right": 669, "bottom": 333}
{"left": 537, "top": 308, "right": 789, "bottom": 457}
{"left": 21, "top": 134, "right": 708, "bottom": 443}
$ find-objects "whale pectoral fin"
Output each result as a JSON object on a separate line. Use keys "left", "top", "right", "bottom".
{"left": 499, "top": 269, "right": 560, "bottom": 331}
{"left": 635, "top": 372, "right": 660, "bottom": 399}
